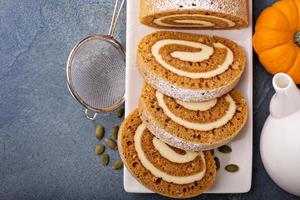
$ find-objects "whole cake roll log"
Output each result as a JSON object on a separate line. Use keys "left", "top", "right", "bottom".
{"left": 140, "top": 0, "right": 249, "bottom": 29}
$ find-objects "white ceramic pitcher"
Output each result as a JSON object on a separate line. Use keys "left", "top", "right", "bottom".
{"left": 260, "top": 73, "right": 300, "bottom": 196}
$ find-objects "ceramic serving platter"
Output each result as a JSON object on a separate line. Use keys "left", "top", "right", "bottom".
{"left": 124, "top": 0, "right": 253, "bottom": 193}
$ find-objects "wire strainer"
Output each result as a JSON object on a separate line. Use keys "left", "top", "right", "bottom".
{"left": 66, "top": 0, "right": 125, "bottom": 120}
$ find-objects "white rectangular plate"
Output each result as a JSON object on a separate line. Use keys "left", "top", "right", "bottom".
{"left": 124, "top": 0, "right": 253, "bottom": 194}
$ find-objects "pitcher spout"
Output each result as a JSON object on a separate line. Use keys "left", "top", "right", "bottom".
{"left": 270, "top": 73, "right": 300, "bottom": 118}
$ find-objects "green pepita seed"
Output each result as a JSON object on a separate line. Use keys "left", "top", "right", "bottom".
{"left": 95, "top": 125, "right": 105, "bottom": 140}
{"left": 104, "top": 138, "right": 118, "bottom": 150}
{"left": 115, "top": 108, "right": 125, "bottom": 118}
{"left": 214, "top": 157, "right": 220, "bottom": 170}
{"left": 225, "top": 164, "right": 239, "bottom": 172}
{"left": 217, "top": 145, "right": 232, "bottom": 153}
{"left": 101, "top": 154, "right": 109, "bottom": 166}
{"left": 111, "top": 126, "right": 119, "bottom": 140}
{"left": 95, "top": 144, "right": 105, "bottom": 155}
{"left": 112, "top": 160, "right": 123, "bottom": 170}
{"left": 210, "top": 149, "right": 214, "bottom": 156}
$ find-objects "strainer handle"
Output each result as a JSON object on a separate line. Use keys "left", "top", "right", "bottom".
{"left": 85, "top": 109, "right": 98, "bottom": 121}
{"left": 108, "top": 0, "right": 125, "bottom": 36}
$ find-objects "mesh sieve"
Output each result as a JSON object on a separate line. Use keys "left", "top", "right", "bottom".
{"left": 66, "top": 0, "right": 125, "bottom": 120}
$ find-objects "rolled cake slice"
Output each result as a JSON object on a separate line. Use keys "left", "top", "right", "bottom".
{"left": 140, "top": 0, "right": 248, "bottom": 29}
{"left": 139, "top": 84, "right": 248, "bottom": 151}
{"left": 118, "top": 109, "right": 216, "bottom": 198}
{"left": 137, "top": 31, "right": 246, "bottom": 102}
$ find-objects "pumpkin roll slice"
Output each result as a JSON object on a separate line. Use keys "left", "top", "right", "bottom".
{"left": 139, "top": 84, "right": 248, "bottom": 151}
{"left": 118, "top": 109, "right": 216, "bottom": 198}
{"left": 137, "top": 31, "right": 246, "bottom": 102}
{"left": 140, "top": 0, "right": 248, "bottom": 29}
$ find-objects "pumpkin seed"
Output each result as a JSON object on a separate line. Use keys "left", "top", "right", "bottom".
{"left": 112, "top": 160, "right": 123, "bottom": 170}
{"left": 95, "top": 144, "right": 105, "bottom": 155}
{"left": 210, "top": 149, "right": 214, "bottom": 156}
{"left": 101, "top": 154, "right": 109, "bottom": 166}
{"left": 214, "top": 157, "right": 220, "bottom": 170}
{"left": 104, "top": 138, "right": 118, "bottom": 150}
{"left": 217, "top": 145, "right": 232, "bottom": 153}
{"left": 225, "top": 164, "right": 239, "bottom": 172}
{"left": 115, "top": 108, "right": 125, "bottom": 118}
{"left": 111, "top": 126, "right": 119, "bottom": 140}
{"left": 95, "top": 125, "right": 105, "bottom": 140}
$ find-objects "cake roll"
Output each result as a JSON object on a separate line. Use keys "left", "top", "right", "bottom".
{"left": 139, "top": 84, "right": 248, "bottom": 151}
{"left": 140, "top": 0, "right": 249, "bottom": 29}
{"left": 118, "top": 109, "right": 216, "bottom": 198}
{"left": 137, "top": 31, "right": 246, "bottom": 102}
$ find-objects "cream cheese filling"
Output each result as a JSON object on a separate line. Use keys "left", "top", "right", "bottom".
{"left": 170, "top": 41, "right": 214, "bottom": 62}
{"left": 156, "top": 91, "right": 236, "bottom": 131}
{"left": 151, "top": 39, "right": 234, "bottom": 79}
{"left": 134, "top": 124, "right": 206, "bottom": 184}
{"left": 153, "top": 14, "right": 236, "bottom": 28}
{"left": 174, "top": 19, "right": 214, "bottom": 27}
{"left": 152, "top": 137, "right": 198, "bottom": 163}
{"left": 175, "top": 98, "right": 218, "bottom": 111}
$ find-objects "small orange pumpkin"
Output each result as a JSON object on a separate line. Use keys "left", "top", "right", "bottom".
{"left": 253, "top": 0, "right": 300, "bottom": 83}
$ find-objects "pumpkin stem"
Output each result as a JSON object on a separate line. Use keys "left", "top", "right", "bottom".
{"left": 294, "top": 32, "right": 300, "bottom": 47}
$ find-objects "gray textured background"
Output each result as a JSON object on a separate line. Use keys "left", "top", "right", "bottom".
{"left": 0, "top": 0, "right": 299, "bottom": 199}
